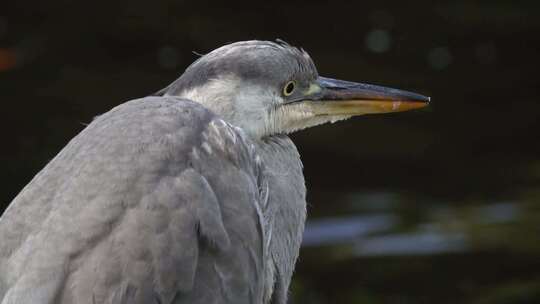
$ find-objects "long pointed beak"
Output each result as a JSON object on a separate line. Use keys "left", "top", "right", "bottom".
{"left": 308, "top": 76, "right": 430, "bottom": 116}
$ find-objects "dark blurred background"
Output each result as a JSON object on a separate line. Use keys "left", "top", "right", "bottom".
{"left": 1, "top": 0, "right": 540, "bottom": 303}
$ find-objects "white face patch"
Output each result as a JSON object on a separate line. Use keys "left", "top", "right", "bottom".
{"left": 172, "top": 75, "right": 352, "bottom": 139}
{"left": 174, "top": 75, "right": 280, "bottom": 138}
{"left": 176, "top": 75, "right": 239, "bottom": 123}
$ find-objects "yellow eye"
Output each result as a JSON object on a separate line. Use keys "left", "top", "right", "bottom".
{"left": 283, "top": 80, "right": 296, "bottom": 96}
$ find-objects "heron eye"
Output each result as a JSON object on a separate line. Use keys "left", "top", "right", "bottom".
{"left": 283, "top": 81, "right": 296, "bottom": 96}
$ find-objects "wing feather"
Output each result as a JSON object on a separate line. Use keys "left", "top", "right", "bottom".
{"left": 0, "top": 97, "right": 268, "bottom": 304}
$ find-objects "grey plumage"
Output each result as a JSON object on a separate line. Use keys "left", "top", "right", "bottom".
{"left": 0, "top": 40, "right": 429, "bottom": 304}
{"left": 0, "top": 97, "right": 305, "bottom": 304}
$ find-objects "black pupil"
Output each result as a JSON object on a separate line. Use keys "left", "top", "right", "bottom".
{"left": 286, "top": 82, "right": 295, "bottom": 94}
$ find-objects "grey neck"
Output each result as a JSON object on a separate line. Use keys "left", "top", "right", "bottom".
{"left": 255, "top": 135, "right": 306, "bottom": 304}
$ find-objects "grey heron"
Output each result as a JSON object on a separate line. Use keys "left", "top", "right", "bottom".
{"left": 0, "top": 40, "right": 429, "bottom": 304}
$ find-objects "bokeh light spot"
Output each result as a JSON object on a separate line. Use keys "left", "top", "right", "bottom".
{"left": 0, "top": 48, "right": 17, "bottom": 72}
{"left": 427, "top": 47, "right": 452, "bottom": 70}
{"left": 365, "top": 29, "right": 391, "bottom": 54}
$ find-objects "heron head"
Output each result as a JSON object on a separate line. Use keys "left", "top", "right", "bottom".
{"left": 158, "top": 40, "right": 429, "bottom": 139}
